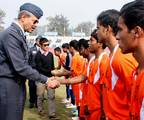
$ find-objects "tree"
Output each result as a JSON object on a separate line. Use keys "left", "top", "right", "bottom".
{"left": 46, "top": 14, "right": 69, "bottom": 36}
{"left": 74, "top": 21, "right": 95, "bottom": 36}
{"left": 30, "top": 25, "right": 46, "bottom": 36}
{"left": 0, "top": 9, "right": 5, "bottom": 31}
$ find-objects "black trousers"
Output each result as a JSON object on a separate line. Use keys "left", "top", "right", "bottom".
{"left": 0, "top": 77, "right": 26, "bottom": 120}
{"left": 69, "top": 89, "right": 75, "bottom": 105}
{"left": 28, "top": 80, "right": 37, "bottom": 104}
{"left": 66, "top": 85, "right": 70, "bottom": 100}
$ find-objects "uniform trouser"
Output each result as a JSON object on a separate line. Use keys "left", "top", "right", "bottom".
{"left": 0, "top": 77, "right": 26, "bottom": 120}
{"left": 66, "top": 84, "right": 70, "bottom": 100}
{"left": 69, "top": 89, "right": 75, "bottom": 105}
{"left": 28, "top": 80, "right": 37, "bottom": 104}
{"left": 36, "top": 82, "right": 56, "bottom": 116}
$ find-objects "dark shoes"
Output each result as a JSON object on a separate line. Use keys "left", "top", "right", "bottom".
{"left": 29, "top": 103, "right": 37, "bottom": 108}
{"left": 49, "top": 115, "right": 60, "bottom": 120}
{"left": 29, "top": 103, "right": 34, "bottom": 108}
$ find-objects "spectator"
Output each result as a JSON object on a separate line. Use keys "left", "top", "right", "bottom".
{"left": 28, "top": 35, "right": 42, "bottom": 108}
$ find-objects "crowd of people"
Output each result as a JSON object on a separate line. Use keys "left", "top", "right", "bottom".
{"left": 0, "top": 0, "right": 144, "bottom": 120}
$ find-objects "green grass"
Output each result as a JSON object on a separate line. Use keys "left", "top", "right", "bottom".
{"left": 24, "top": 85, "right": 73, "bottom": 120}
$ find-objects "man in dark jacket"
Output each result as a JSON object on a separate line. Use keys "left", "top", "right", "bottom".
{"left": 0, "top": 3, "right": 60, "bottom": 120}
{"left": 28, "top": 36, "right": 42, "bottom": 108}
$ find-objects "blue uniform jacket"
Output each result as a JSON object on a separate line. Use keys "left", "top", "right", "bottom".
{"left": 0, "top": 23, "right": 47, "bottom": 83}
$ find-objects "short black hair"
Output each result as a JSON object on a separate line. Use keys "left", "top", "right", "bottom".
{"left": 91, "top": 29, "right": 98, "bottom": 42}
{"left": 78, "top": 38, "right": 89, "bottom": 49}
{"left": 97, "top": 9, "right": 120, "bottom": 36}
{"left": 39, "top": 37, "right": 48, "bottom": 45}
{"left": 91, "top": 29, "right": 106, "bottom": 49}
{"left": 54, "top": 47, "right": 61, "bottom": 52}
{"left": 62, "top": 43, "right": 69, "bottom": 49}
{"left": 120, "top": 0, "right": 144, "bottom": 31}
{"left": 69, "top": 40, "right": 79, "bottom": 51}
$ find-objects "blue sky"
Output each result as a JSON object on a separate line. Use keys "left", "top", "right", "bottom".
{"left": 0, "top": 0, "right": 133, "bottom": 28}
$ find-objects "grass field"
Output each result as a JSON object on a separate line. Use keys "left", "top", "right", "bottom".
{"left": 24, "top": 85, "right": 73, "bottom": 120}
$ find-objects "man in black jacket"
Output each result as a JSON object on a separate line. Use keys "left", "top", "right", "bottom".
{"left": 28, "top": 36, "right": 42, "bottom": 108}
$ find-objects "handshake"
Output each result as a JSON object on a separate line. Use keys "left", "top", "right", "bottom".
{"left": 46, "top": 68, "right": 71, "bottom": 89}
{"left": 46, "top": 76, "right": 61, "bottom": 89}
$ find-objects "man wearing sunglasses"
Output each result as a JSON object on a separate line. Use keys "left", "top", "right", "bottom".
{"left": 35, "top": 37, "right": 59, "bottom": 119}
{"left": 0, "top": 3, "right": 60, "bottom": 120}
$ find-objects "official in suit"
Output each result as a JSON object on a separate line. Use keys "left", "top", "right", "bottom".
{"left": 0, "top": 3, "right": 60, "bottom": 120}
